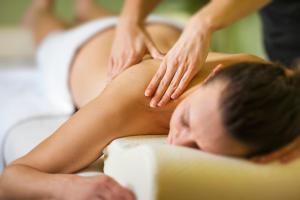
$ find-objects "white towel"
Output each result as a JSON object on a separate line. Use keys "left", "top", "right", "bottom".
{"left": 0, "top": 64, "right": 68, "bottom": 171}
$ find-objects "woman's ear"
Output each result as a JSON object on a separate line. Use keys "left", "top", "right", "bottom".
{"left": 212, "top": 64, "right": 224, "bottom": 75}
{"left": 203, "top": 64, "right": 224, "bottom": 83}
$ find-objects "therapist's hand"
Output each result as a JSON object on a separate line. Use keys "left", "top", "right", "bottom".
{"left": 107, "top": 21, "right": 162, "bottom": 81}
{"left": 251, "top": 136, "right": 300, "bottom": 163}
{"left": 144, "top": 18, "right": 212, "bottom": 107}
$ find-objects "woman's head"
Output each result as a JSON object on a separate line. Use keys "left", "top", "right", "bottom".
{"left": 168, "top": 62, "right": 300, "bottom": 157}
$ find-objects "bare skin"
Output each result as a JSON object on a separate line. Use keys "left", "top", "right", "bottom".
{"left": 0, "top": 0, "right": 265, "bottom": 199}
{"left": 107, "top": 0, "right": 271, "bottom": 107}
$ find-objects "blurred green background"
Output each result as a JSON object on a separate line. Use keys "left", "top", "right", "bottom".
{"left": 0, "top": 0, "right": 266, "bottom": 58}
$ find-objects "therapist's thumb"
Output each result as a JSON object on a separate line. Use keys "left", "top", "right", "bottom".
{"left": 148, "top": 45, "right": 164, "bottom": 60}
{"left": 142, "top": 31, "right": 164, "bottom": 60}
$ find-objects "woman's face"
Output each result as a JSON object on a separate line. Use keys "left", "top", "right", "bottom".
{"left": 167, "top": 80, "right": 251, "bottom": 157}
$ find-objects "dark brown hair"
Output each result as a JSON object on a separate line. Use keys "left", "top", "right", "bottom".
{"left": 211, "top": 62, "right": 300, "bottom": 155}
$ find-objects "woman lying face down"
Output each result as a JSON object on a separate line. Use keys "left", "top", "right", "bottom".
{"left": 169, "top": 62, "right": 300, "bottom": 157}
{"left": 2, "top": 1, "right": 300, "bottom": 198}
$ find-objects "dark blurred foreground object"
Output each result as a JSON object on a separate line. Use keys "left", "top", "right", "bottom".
{"left": 260, "top": 0, "right": 300, "bottom": 68}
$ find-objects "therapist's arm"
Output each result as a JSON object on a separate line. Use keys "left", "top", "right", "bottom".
{"left": 120, "top": 0, "right": 162, "bottom": 25}
{"left": 107, "top": 0, "right": 162, "bottom": 80}
{"left": 193, "top": 0, "right": 271, "bottom": 31}
{"left": 145, "top": 0, "right": 272, "bottom": 107}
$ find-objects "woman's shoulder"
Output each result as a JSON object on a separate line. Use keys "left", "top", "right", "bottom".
{"left": 186, "top": 52, "right": 268, "bottom": 94}
{"left": 207, "top": 52, "right": 267, "bottom": 65}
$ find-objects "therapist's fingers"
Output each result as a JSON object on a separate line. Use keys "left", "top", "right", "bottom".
{"left": 107, "top": 57, "right": 116, "bottom": 80}
{"left": 109, "top": 50, "right": 143, "bottom": 80}
{"left": 108, "top": 53, "right": 125, "bottom": 77}
{"left": 108, "top": 62, "right": 120, "bottom": 81}
{"left": 145, "top": 61, "right": 167, "bottom": 97}
{"left": 149, "top": 61, "right": 178, "bottom": 107}
{"left": 107, "top": 23, "right": 151, "bottom": 81}
{"left": 158, "top": 63, "right": 186, "bottom": 106}
{"left": 171, "top": 64, "right": 197, "bottom": 99}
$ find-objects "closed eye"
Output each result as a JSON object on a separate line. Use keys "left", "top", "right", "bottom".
{"left": 181, "top": 106, "right": 190, "bottom": 128}
{"left": 180, "top": 107, "right": 203, "bottom": 150}
{"left": 189, "top": 141, "right": 201, "bottom": 150}
{"left": 180, "top": 116, "right": 188, "bottom": 127}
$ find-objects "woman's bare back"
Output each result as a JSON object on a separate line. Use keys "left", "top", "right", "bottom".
{"left": 69, "top": 21, "right": 256, "bottom": 108}
{"left": 70, "top": 23, "right": 182, "bottom": 108}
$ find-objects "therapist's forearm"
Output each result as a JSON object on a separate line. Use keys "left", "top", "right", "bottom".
{"left": 192, "top": 0, "right": 271, "bottom": 33}
{"left": 120, "top": 0, "right": 161, "bottom": 25}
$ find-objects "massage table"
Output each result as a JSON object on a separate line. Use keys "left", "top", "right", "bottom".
{"left": 2, "top": 115, "right": 300, "bottom": 200}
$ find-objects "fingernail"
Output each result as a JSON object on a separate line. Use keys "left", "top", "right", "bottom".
{"left": 150, "top": 100, "right": 156, "bottom": 108}
{"left": 158, "top": 99, "right": 166, "bottom": 106}
{"left": 145, "top": 90, "right": 150, "bottom": 97}
{"left": 171, "top": 94, "right": 177, "bottom": 99}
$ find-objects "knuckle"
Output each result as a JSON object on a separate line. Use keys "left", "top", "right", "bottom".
{"left": 169, "top": 58, "right": 179, "bottom": 67}
{"left": 160, "top": 94, "right": 168, "bottom": 101}
{"left": 152, "top": 94, "right": 160, "bottom": 101}
{"left": 133, "top": 50, "right": 140, "bottom": 57}
{"left": 149, "top": 80, "right": 158, "bottom": 87}
{"left": 192, "top": 68, "right": 200, "bottom": 75}
{"left": 121, "top": 53, "right": 128, "bottom": 59}
{"left": 147, "top": 84, "right": 154, "bottom": 90}
{"left": 160, "top": 80, "right": 167, "bottom": 87}
{"left": 188, "top": 58, "right": 197, "bottom": 66}
{"left": 147, "top": 84, "right": 153, "bottom": 90}
{"left": 177, "top": 84, "right": 184, "bottom": 90}
{"left": 155, "top": 73, "right": 162, "bottom": 79}
{"left": 129, "top": 52, "right": 138, "bottom": 60}
{"left": 152, "top": 78, "right": 161, "bottom": 85}
{"left": 165, "top": 90, "right": 172, "bottom": 97}
{"left": 182, "top": 75, "right": 189, "bottom": 82}
{"left": 170, "top": 81, "right": 178, "bottom": 88}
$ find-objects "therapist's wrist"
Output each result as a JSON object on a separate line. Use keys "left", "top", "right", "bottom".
{"left": 185, "top": 16, "right": 213, "bottom": 40}
{"left": 119, "top": 11, "right": 144, "bottom": 27}
{"left": 117, "top": 19, "right": 144, "bottom": 33}
{"left": 189, "top": 13, "right": 219, "bottom": 35}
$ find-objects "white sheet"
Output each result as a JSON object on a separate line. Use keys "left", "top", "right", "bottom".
{"left": 0, "top": 62, "right": 69, "bottom": 172}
